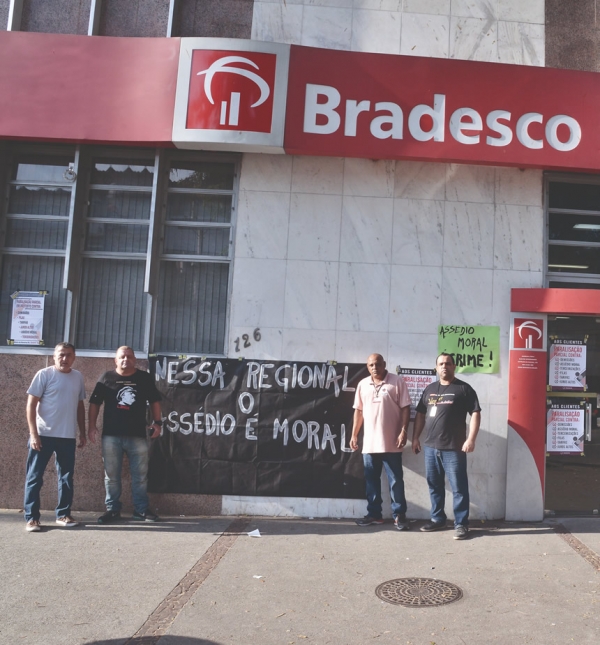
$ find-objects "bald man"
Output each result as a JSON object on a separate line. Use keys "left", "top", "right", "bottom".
{"left": 350, "top": 354, "right": 411, "bottom": 529}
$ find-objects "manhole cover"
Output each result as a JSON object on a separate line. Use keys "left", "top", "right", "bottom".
{"left": 375, "top": 577, "right": 463, "bottom": 607}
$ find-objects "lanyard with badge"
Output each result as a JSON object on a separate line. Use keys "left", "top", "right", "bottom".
{"left": 371, "top": 380, "right": 385, "bottom": 402}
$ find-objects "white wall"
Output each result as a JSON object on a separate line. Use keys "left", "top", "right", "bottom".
{"left": 223, "top": 0, "right": 547, "bottom": 520}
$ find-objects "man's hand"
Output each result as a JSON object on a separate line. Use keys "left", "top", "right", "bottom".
{"left": 29, "top": 434, "right": 42, "bottom": 451}
{"left": 396, "top": 429, "right": 408, "bottom": 449}
{"left": 77, "top": 432, "right": 87, "bottom": 449}
{"left": 412, "top": 437, "right": 421, "bottom": 454}
{"left": 349, "top": 435, "right": 359, "bottom": 451}
{"left": 88, "top": 425, "right": 98, "bottom": 444}
{"left": 148, "top": 423, "right": 162, "bottom": 439}
{"left": 462, "top": 438, "right": 476, "bottom": 453}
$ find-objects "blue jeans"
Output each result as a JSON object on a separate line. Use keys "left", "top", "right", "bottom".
{"left": 424, "top": 446, "right": 469, "bottom": 527}
{"left": 363, "top": 452, "right": 407, "bottom": 519}
{"left": 102, "top": 435, "right": 149, "bottom": 514}
{"left": 24, "top": 436, "right": 76, "bottom": 521}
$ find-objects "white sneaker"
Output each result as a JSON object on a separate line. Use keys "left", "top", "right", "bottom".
{"left": 56, "top": 516, "right": 78, "bottom": 528}
{"left": 26, "top": 519, "right": 41, "bottom": 532}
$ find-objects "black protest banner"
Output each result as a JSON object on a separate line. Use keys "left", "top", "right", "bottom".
{"left": 148, "top": 356, "right": 369, "bottom": 498}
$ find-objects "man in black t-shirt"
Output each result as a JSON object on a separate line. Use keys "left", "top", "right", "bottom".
{"left": 412, "top": 353, "right": 481, "bottom": 540}
{"left": 89, "top": 346, "right": 162, "bottom": 524}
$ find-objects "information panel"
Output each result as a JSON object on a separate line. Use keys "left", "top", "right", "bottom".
{"left": 546, "top": 402, "right": 585, "bottom": 454}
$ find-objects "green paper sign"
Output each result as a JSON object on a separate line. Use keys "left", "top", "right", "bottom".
{"left": 438, "top": 325, "right": 500, "bottom": 373}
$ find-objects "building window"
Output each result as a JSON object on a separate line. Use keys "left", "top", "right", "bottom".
{"left": 0, "top": 144, "right": 237, "bottom": 354}
{"left": 154, "top": 160, "right": 233, "bottom": 354}
{"left": 546, "top": 176, "right": 600, "bottom": 290}
{"left": 0, "top": 152, "right": 72, "bottom": 346}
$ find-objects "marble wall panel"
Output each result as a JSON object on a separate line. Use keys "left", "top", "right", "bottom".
{"left": 495, "top": 167, "right": 543, "bottom": 207}
{"left": 281, "top": 329, "right": 337, "bottom": 361}
{"left": 343, "top": 158, "right": 395, "bottom": 197}
{"left": 498, "top": 0, "right": 544, "bottom": 25}
{"left": 230, "top": 257, "right": 287, "bottom": 328}
{"left": 445, "top": 163, "right": 496, "bottom": 203}
{"left": 443, "top": 202, "right": 495, "bottom": 269}
{"left": 336, "top": 262, "right": 391, "bottom": 332}
{"left": 441, "top": 267, "right": 494, "bottom": 326}
{"left": 388, "top": 332, "right": 439, "bottom": 370}
{"left": 392, "top": 198, "right": 444, "bottom": 267}
{"left": 389, "top": 265, "right": 442, "bottom": 335}
{"left": 354, "top": 1, "right": 402, "bottom": 11}
{"left": 400, "top": 12, "right": 450, "bottom": 58}
{"left": 450, "top": 15, "right": 498, "bottom": 61}
{"left": 452, "top": 0, "right": 498, "bottom": 20}
{"left": 493, "top": 205, "right": 544, "bottom": 271}
{"left": 335, "top": 330, "right": 389, "bottom": 363}
{"left": 351, "top": 8, "right": 401, "bottom": 54}
{"left": 288, "top": 193, "right": 342, "bottom": 261}
{"left": 236, "top": 191, "right": 290, "bottom": 259}
{"left": 283, "top": 260, "right": 338, "bottom": 329}
{"left": 403, "top": 0, "right": 450, "bottom": 16}
{"left": 301, "top": 5, "right": 353, "bottom": 49}
{"left": 251, "top": 1, "right": 304, "bottom": 43}
{"left": 291, "top": 156, "right": 345, "bottom": 195}
{"left": 340, "top": 196, "right": 393, "bottom": 264}
{"left": 394, "top": 161, "right": 447, "bottom": 200}
{"left": 498, "top": 21, "right": 544, "bottom": 66}
{"left": 228, "top": 325, "right": 283, "bottom": 359}
{"left": 240, "top": 154, "right": 293, "bottom": 193}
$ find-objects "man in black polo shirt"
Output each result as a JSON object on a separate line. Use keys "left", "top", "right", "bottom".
{"left": 89, "top": 346, "right": 162, "bottom": 523}
{"left": 412, "top": 353, "right": 481, "bottom": 540}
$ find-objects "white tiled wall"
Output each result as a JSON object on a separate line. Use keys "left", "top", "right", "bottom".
{"left": 227, "top": 0, "right": 547, "bottom": 520}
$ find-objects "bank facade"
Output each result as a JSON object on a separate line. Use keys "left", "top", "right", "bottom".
{"left": 1, "top": 0, "right": 599, "bottom": 521}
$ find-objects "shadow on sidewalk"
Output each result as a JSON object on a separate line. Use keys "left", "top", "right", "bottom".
{"left": 84, "top": 638, "right": 220, "bottom": 645}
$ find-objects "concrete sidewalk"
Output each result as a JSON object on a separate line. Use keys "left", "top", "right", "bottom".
{"left": 1, "top": 510, "right": 599, "bottom": 645}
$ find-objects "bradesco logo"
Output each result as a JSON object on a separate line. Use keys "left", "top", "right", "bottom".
{"left": 514, "top": 318, "right": 544, "bottom": 350}
{"left": 303, "top": 85, "right": 581, "bottom": 152}
{"left": 187, "top": 50, "right": 277, "bottom": 133}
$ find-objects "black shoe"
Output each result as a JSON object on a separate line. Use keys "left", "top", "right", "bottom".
{"left": 453, "top": 525, "right": 469, "bottom": 540}
{"left": 132, "top": 510, "right": 159, "bottom": 522}
{"left": 355, "top": 515, "right": 384, "bottom": 527}
{"left": 420, "top": 521, "right": 446, "bottom": 532}
{"left": 394, "top": 515, "right": 410, "bottom": 531}
{"left": 98, "top": 510, "right": 121, "bottom": 524}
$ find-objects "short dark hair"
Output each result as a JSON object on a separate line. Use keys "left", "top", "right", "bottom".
{"left": 436, "top": 352, "right": 455, "bottom": 365}
{"left": 54, "top": 342, "right": 76, "bottom": 353}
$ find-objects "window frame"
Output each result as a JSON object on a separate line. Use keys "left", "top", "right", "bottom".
{"left": 544, "top": 172, "right": 600, "bottom": 290}
{"left": 0, "top": 142, "right": 240, "bottom": 357}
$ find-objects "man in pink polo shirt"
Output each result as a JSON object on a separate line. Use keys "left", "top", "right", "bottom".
{"left": 350, "top": 353, "right": 412, "bottom": 530}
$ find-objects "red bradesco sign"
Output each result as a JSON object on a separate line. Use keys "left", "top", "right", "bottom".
{"left": 284, "top": 46, "right": 600, "bottom": 171}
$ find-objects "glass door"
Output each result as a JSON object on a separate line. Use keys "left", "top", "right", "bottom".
{"left": 544, "top": 315, "right": 600, "bottom": 514}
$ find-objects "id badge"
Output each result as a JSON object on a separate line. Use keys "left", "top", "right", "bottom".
{"left": 429, "top": 405, "right": 437, "bottom": 417}
{"left": 373, "top": 396, "right": 382, "bottom": 402}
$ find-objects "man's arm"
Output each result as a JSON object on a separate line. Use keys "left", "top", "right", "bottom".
{"left": 26, "top": 394, "right": 42, "bottom": 451}
{"left": 148, "top": 401, "right": 163, "bottom": 439}
{"left": 396, "top": 405, "right": 410, "bottom": 448}
{"left": 462, "top": 411, "right": 481, "bottom": 453}
{"left": 76, "top": 401, "right": 86, "bottom": 448}
{"left": 349, "top": 408, "right": 363, "bottom": 451}
{"left": 412, "top": 411, "right": 426, "bottom": 454}
{"left": 88, "top": 403, "right": 101, "bottom": 444}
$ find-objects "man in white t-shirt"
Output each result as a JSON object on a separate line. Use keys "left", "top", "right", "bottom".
{"left": 350, "top": 353, "right": 411, "bottom": 529}
{"left": 24, "top": 342, "right": 87, "bottom": 532}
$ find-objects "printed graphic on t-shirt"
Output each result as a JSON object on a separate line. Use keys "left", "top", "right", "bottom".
{"left": 117, "top": 386, "right": 136, "bottom": 409}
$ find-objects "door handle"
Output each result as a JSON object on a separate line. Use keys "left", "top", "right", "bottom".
{"left": 586, "top": 403, "right": 592, "bottom": 442}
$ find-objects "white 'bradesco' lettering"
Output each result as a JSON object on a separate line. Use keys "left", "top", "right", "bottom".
{"left": 303, "top": 84, "right": 581, "bottom": 152}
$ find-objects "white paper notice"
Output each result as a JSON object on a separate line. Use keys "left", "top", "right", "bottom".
{"left": 10, "top": 292, "right": 45, "bottom": 345}
{"left": 546, "top": 404, "right": 585, "bottom": 454}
